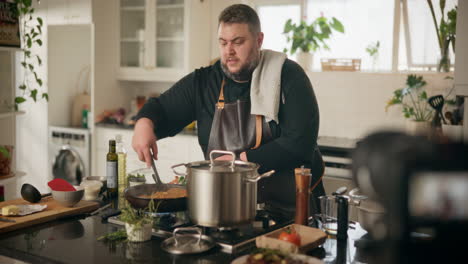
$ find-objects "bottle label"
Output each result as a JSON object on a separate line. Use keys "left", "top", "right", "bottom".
{"left": 106, "top": 161, "right": 118, "bottom": 188}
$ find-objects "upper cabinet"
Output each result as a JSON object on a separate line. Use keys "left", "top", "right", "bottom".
{"left": 118, "top": 0, "right": 211, "bottom": 82}
{"left": 47, "top": 0, "right": 92, "bottom": 25}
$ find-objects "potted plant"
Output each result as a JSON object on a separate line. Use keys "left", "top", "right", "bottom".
{"left": 386, "top": 74, "right": 434, "bottom": 135}
{"left": 13, "top": 0, "right": 48, "bottom": 110}
{"left": 283, "top": 15, "right": 344, "bottom": 71}
{"left": 0, "top": 146, "right": 13, "bottom": 177}
{"left": 120, "top": 199, "right": 157, "bottom": 242}
{"left": 365, "top": 41, "right": 380, "bottom": 71}
{"left": 426, "top": 0, "right": 457, "bottom": 72}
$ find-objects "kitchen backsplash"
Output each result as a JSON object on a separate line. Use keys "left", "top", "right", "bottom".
{"left": 309, "top": 71, "right": 454, "bottom": 139}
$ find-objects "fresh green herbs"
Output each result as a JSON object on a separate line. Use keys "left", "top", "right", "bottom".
{"left": 120, "top": 199, "right": 159, "bottom": 228}
{"left": 386, "top": 75, "right": 433, "bottom": 121}
{"left": 97, "top": 229, "right": 127, "bottom": 242}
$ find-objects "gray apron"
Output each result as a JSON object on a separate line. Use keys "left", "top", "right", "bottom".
{"left": 206, "top": 79, "right": 272, "bottom": 159}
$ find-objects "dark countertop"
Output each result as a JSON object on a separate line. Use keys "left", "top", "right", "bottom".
{"left": 0, "top": 213, "right": 366, "bottom": 264}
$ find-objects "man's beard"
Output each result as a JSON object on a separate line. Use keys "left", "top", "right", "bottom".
{"left": 221, "top": 51, "right": 260, "bottom": 82}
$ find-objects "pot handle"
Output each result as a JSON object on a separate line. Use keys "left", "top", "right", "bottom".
{"left": 245, "top": 170, "right": 275, "bottom": 183}
{"left": 209, "top": 150, "right": 235, "bottom": 168}
{"left": 173, "top": 227, "right": 202, "bottom": 246}
{"left": 349, "top": 188, "right": 368, "bottom": 206}
{"left": 171, "top": 163, "right": 187, "bottom": 177}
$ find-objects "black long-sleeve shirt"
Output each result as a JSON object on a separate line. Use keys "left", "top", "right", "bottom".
{"left": 137, "top": 59, "right": 324, "bottom": 210}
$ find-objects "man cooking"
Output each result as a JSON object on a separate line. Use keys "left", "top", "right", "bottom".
{"left": 132, "top": 4, "right": 325, "bottom": 215}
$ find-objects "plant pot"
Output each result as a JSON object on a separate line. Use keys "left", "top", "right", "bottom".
{"left": 442, "top": 124, "right": 463, "bottom": 142}
{"left": 0, "top": 145, "right": 13, "bottom": 177}
{"left": 125, "top": 222, "right": 153, "bottom": 242}
{"left": 405, "top": 120, "right": 431, "bottom": 136}
{"left": 296, "top": 51, "right": 313, "bottom": 72}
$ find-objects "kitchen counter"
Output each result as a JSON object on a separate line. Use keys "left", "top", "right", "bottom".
{"left": 0, "top": 213, "right": 366, "bottom": 264}
{"left": 94, "top": 123, "right": 198, "bottom": 136}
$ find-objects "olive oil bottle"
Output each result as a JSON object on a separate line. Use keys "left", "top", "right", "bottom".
{"left": 116, "top": 135, "right": 127, "bottom": 196}
{"left": 106, "top": 139, "right": 118, "bottom": 197}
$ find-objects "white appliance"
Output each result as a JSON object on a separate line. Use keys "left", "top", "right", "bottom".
{"left": 48, "top": 126, "right": 90, "bottom": 185}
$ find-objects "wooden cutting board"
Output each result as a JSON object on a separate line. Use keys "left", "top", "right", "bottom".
{"left": 0, "top": 196, "right": 99, "bottom": 234}
{"left": 256, "top": 224, "right": 327, "bottom": 254}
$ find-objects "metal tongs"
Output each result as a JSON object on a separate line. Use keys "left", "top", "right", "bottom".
{"left": 150, "top": 149, "right": 169, "bottom": 192}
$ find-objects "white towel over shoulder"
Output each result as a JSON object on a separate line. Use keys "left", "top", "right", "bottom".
{"left": 250, "top": 49, "right": 287, "bottom": 124}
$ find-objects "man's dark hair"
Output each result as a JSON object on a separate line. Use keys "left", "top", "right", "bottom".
{"left": 218, "top": 4, "right": 261, "bottom": 34}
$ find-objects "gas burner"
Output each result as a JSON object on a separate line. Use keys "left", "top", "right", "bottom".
{"left": 108, "top": 209, "right": 293, "bottom": 254}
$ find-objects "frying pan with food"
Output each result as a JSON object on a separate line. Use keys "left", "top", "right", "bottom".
{"left": 124, "top": 183, "right": 187, "bottom": 212}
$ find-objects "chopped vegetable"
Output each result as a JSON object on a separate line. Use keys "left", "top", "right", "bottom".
{"left": 278, "top": 227, "right": 301, "bottom": 247}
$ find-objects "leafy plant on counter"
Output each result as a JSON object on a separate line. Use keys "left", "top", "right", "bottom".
{"left": 120, "top": 199, "right": 159, "bottom": 228}
{"left": 283, "top": 15, "right": 344, "bottom": 55}
{"left": 386, "top": 74, "right": 433, "bottom": 122}
{"left": 13, "top": 0, "right": 48, "bottom": 110}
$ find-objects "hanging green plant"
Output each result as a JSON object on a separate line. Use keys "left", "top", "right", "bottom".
{"left": 13, "top": 0, "right": 48, "bottom": 110}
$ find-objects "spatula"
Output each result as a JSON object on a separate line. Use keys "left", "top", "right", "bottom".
{"left": 150, "top": 150, "right": 169, "bottom": 192}
{"left": 428, "top": 95, "right": 446, "bottom": 125}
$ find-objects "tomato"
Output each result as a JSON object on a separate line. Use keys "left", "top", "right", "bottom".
{"left": 278, "top": 230, "right": 301, "bottom": 246}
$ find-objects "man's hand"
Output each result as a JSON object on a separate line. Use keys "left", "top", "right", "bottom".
{"left": 132, "top": 118, "right": 158, "bottom": 168}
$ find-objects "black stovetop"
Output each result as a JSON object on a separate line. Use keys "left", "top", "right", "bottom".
{"left": 108, "top": 209, "right": 293, "bottom": 254}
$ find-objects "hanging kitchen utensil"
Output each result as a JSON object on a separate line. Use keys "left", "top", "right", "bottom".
{"left": 428, "top": 95, "right": 446, "bottom": 125}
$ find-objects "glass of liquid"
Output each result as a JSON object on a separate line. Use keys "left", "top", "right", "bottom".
{"left": 319, "top": 195, "right": 338, "bottom": 235}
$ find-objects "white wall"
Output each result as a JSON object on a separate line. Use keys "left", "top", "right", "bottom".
{"left": 15, "top": 2, "right": 49, "bottom": 196}
{"left": 311, "top": 71, "right": 453, "bottom": 139}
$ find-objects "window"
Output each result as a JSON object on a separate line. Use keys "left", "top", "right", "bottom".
{"left": 254, "top": 0, "right": 302, "bottom": 60}
{"left": 251, "top": 0, "right": 458, "bottom": 72}
{"left": 401, "top": 0, "right": 457, "bottom": 70}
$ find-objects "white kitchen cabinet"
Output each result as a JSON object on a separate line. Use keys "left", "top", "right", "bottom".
{"left": 94, "top": 127, "right": 203, "bottom": 183}
{"left": 118, "top": 0, "right": 211, "bottom": 82}
{"left": 0, "top": 51, "right": 26, "bottom": 200}
{"left": 47, "top": 0, "right": 92, "bottom": 25}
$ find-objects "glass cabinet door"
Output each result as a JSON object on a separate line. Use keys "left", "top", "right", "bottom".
{"left": 155, "top": 0, "right": 184, "bottom": 68}
{"left": 120, "top": 0, "right": 146, "bottom": 67}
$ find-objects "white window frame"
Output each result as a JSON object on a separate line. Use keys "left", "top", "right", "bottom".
{"left": 250, "top": 0, "right": 443, "bottom": 72}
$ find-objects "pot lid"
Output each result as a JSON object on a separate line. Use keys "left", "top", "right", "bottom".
{"left": 186, "top": 150, "right": 259, "bottom": 173}
{"left": 161, "top": 227, "right": 215, "bottom": 255}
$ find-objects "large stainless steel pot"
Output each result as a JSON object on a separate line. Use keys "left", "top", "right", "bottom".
{"left": 349, "top": 188, "right": 386, "bottom": 236}
{"left": 171, "top": 150, "right": 275, "bottom": 227}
